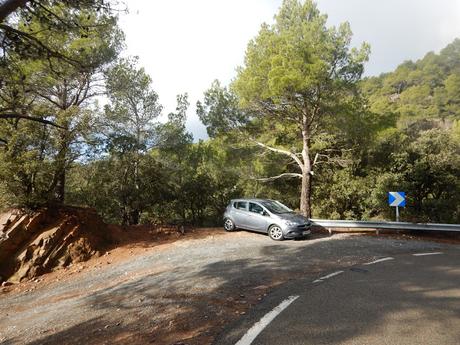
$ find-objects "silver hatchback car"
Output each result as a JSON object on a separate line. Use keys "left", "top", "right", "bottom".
{"left": 223, "top": 198, "right": 311, "bottom": 240}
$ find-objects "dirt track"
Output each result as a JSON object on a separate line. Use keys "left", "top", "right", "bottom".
{"left": 0, "top": 229, "right": 452, "bottom": 345}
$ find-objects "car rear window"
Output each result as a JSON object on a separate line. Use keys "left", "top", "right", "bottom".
{"left": 234, "top": 201, "right": 247, "bottom": 210}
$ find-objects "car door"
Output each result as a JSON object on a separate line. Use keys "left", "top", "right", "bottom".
{"left": 246, "top": 202, "right": 269, "bottom": 232}
{"left": 232, "top": 201, "right": 250, "bottom": 228}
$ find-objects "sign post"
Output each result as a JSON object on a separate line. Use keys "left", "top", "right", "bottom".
{"left": 388, "top": 192, "right": 405, "bottom": 222}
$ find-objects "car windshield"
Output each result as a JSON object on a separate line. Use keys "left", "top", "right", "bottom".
{"left": 261, "top": 200, "right": 292, "bottom": 214}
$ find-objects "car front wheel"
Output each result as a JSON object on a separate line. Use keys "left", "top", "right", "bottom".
{"left": 268, "top": 225, "right": 284, "bottom": 241}
{"left": 224, "top": 218, "right": 235, "bottom": 231}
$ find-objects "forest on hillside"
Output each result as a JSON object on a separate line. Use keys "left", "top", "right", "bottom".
{"left": 1, "top": 0, "right": 459, "bottom": 226}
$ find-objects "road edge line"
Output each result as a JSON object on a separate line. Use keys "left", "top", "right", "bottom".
{"left": 235, "top": 295, "right": 299, "bottom": 345}
{"left": 363, "top": 257, "right": 394, "bottom": 265}
{"left": 413, "top": 252, "right": 443, "bottom": 256}
{"left": 313, "top": 270, "right": 344, "bottom": 283}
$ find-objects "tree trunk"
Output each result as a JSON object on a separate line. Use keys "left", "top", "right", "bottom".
{"left": 121, "top": 206, "right": 129, "bottom": 226}
{"left": 131, "top": 158, "right": 140, "bottom": 225}
{"left": 129, "top": 209, "right": 140, "bottom": 225}
{"left": 54, "top": 168, "right": 66, "bottom": 203}
{"left": 50, "top": 88, "right": 71, "bottom": 205}
{"left": 300, "top": 117, "right": 312, "bottom": 218}
{"left": 300, "top": 170, "right": 311, "bottom": 217}
{"left": 253, "top": 118, "right": 313, "bottom": 217}
{"left": 50, "top": 133, "right": 69, "bottom": 204}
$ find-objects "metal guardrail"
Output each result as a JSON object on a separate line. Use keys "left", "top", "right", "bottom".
{"left": 311, "top": 219, "right": 460, "bottom": 233}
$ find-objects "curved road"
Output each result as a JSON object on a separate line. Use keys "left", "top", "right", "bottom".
{"left": 0, "top": 232, "right": 458, "bottom": 345}
{"left": 219, "top": 250, "right": 460, "bottom": 345}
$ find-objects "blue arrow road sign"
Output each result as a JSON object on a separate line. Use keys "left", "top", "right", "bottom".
{"left": 388, "top": 192, "right": 406, "bottom": 207}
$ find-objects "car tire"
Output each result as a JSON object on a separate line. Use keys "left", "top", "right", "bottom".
{"left": 268, "top": 225, "right": 284, "bottom": 241}
{"left": 223, "top": 218, "right": 235, "bottom": 232}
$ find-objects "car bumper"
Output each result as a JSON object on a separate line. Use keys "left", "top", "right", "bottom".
{"left": 283, "top": 227, "right": 311, "bottom": 239}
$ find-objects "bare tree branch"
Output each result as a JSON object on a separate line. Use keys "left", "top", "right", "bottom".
{"left": 251, "top": 139, "right": 304, "bottom": 171}
{"left": 33, "top": 2, "right": 75, "bottom": 28}
{"left": 313, "top": 152, "right": 320, "bottom": 166}
{"left": 35, "top": 92, "right": 63, "bottom": 108}
{"left": 313, "top": 153, "right": 350, "bottom": 168}
{"left": 255, "top": 172, "right": 303, "bottom": 182}
{"left": 0, "top": 24, "right": 84, "bottom": 68}
{"left": 0, "top": 113, "right": 65, "bottom": 129}
{"left": 323, "top": 148, "right": 354, "bottom": 152}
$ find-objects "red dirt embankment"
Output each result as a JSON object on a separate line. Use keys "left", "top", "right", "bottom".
{"left": 0, "top": 207, "right": 111, "bottom": 284}
{"left": 0, "top": 207, "right": 211, "bottom": 286}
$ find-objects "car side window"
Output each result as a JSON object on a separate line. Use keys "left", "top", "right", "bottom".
{"left": 249, "top": 202, "right": 264, "bottom": 214}
{"left": 234, "top": 201, "right": 247, "bottom": 210}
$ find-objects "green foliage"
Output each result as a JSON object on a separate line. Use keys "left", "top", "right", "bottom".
{"left": 152, "top": 137, "right": 245, "bottom": 226}
{"left": 313, "top": 168, "right": 374, "bottom": 220}
{"left": 196, "top": 80, "right": 247, "bottom": 138}
{"left": 1, "top": 0, "right": 123, "bottom": 68}
{"left": 66, "top": 155, "right": 171, "bottom": 224}
{"left": 362, "top": 39, "right": 460, "bottom": 124}
{"left": 228, "top": 0, "right": 371, "bottom": 217}
{"left": 0, "top": 121, "right": 54, "bottom": 207}
{"left": 104, "top": 57, "right": 162, "bottom": 151}
{"left": 2, "top": 1, "right": 459, "bottom": 227}
{"left": 97, "top": 58, "right": 163, "bottom": 224}
{"left": 195, "top": 11, "right": 459, "bottom": 224}
{"left": 309, "top": 126, "right": 460, "bottom": 223}
{"left": 233, "top": 0, "right": 369, "bottom": 117}
{"left": 390, "top": 129, "right": 460, "bottom": 222}
{"left": 0, "top": 1, "right": 122, "bottom": 206}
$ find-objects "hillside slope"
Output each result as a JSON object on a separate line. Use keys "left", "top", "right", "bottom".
{"left": 362, "top": 39, "right": 460, "bottom": 127}
{"left": 0, "top": 207, "right": 110, "bottom": 283}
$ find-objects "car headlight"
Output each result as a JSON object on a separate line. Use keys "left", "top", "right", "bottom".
{"left": 284, "top": 220, "right": 298, "bottom": 227}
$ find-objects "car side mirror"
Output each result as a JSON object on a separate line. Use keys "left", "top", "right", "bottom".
{"left": 262, "top": 210, "right": 269, "bottom": 216}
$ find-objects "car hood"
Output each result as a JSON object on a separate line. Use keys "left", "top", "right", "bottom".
{"left": 275, "top": 212, "right": 310, "bottom": 224}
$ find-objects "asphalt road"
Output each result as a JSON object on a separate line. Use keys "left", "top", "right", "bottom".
{"left": 219, "top": 249, "right": 460, "bottom": 345}
{"left": 1, "top": 231, "right": 458, "bottom": 345}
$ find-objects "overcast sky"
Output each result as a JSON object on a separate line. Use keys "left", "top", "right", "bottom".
{"left": 118, "top": 0, "right": 460, "bottom": 140}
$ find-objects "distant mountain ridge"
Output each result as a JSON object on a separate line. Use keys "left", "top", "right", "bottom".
{"left": 362, "top": 38, "right": 460, "bottom": 127}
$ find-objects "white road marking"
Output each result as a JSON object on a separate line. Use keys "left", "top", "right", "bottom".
{"left": 363, "top": 257, "right": 394, "bottom": 265}
{"left": 235, "top": 295, "right": 299, "bottom": 345}
{"left": 313, "top": 270, "right": 344, "bottom": 283}
{"left": 413, "top": 252, "right": 443, "bottom": 256}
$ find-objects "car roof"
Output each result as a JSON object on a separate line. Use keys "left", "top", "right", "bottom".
{"left": 231, "top": 198, "right": 273, "bottom": 203}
